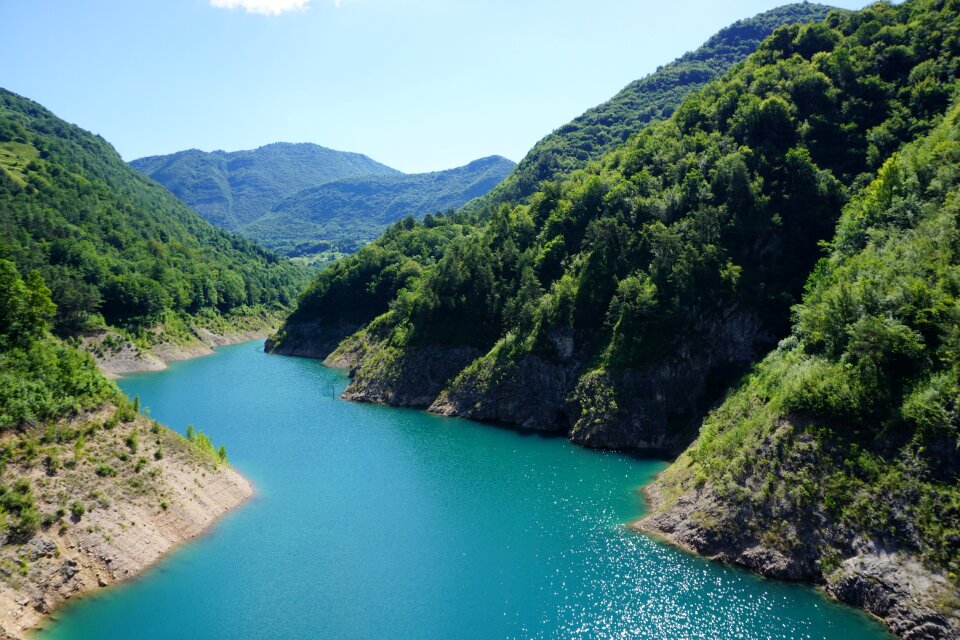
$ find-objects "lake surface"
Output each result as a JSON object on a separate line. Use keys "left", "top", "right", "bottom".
{"left": 37, "top": 341, "right": 889, "bottom": 639}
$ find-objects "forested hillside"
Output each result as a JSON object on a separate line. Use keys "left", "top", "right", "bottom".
{"left": 268, "top": 2, "right": 960, "bottom": 635}
{"left": 131, "top": 143, "right": 399, "bottom": 230}
{"left": 463, "top": 2, "right": 835, "bottom": 215}
{"left": 0, "top": 256, "right": 250, "bottom": 638}
{"left": 239, "top": 155, "right": 515, "bottom": 263}
{"left": 279, "top": 0, "right": 960, "bottom": 444}
{"left": 0, "top": 89, "right": 309, "bottom": 343}
{"left": 643, "top": 99, "right": 960, "bottom": 639}
{"left": 269, "top": 2, "right": 835, "bottom": 357}
{"left": 0, "top": 259, "right": 115, "bottom": 429}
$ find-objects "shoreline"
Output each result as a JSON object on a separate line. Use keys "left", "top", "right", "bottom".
{"left": 86, "top": 326, "right": 275, "bottom": 379}
{"left": 0, "top": 348, "right": 257, "bottom": 638}
{"left": 26, "top": 486, "right": 257, "bottom": 640}
{"left": 634, "top": 473, "right": 958, "bottom": 640}
{"left": 22, "top": 477, "right": 253, "bottom": 640}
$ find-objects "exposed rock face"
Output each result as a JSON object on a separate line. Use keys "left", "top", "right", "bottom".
{"left": 343, "top": 344, "right": 481, "bottom": 407}
{"left": 0, "top": 411, "right": 252, "bottom": 639}
{"left": 827, "top": 555, "right": 960, "bottom": 640}
{"left": 264, "top": 318, "right": 360, "bottom": 361}
{"left": 566, "top": 310, "right": 769, "bottom": 450}
{"left": 638, "top": 475, "right": 960, "bottom": 640}
{"left": 421, "top": 309, "right": 767, "bottom": 452}
{"left": 429, "top": 350, "right": 577, "bottom": 432}
{"left": 566, "top": 368, "right": 688, "bottom": 451}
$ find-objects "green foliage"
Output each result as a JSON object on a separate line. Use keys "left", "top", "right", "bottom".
{"left": 277, "top": 3, "right": 836, "bottom": 351}
{"left": 0, "top": 260, "right": 117, "bottom": 429}
{"left": 185, "top": 424, "right": 228, "bottom": 466}
{"left": 313, "top": 0, "right": 960, "bottom": 417}
{"left": 239, "top": 156, "right": 515, "bottom": 260}
{"left": 125, "top": 430, "right": 139, "bottom": 454}
{"left": 269, "top": 212, "right": 474, "bottom": 350}
{"left": 70, "top": 500, "right": 85, "bottom": 520}
{"left": 130, "top": 142, "right": 400, "bottom": 230}
{"left": 95, "top": 463, "right": 117, "bottom": 477}
{"left": 0, "top": 89, "right": 310, "bottom": 334}
{"left": 676, "top": 99, "right": 960, "bottom": 577}
{"left": 464, "top": 2, "right": 836, "bottom": 216}
{"left": 114, "top": 397, "right": 138, "bottom": 424}
{"left": 0, "top": 480, "right": 39, "bottom": 542}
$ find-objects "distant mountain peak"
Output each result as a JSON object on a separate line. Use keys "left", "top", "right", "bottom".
{"left": 130, "top": 143, "right": 400, "bottom": 230}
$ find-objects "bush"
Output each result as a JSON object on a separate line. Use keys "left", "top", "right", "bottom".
{"left": 95, "top": 463, "right": 117, "bottom": 477}
{"left": 70, "top": 501, "right": 86, "bottom": 520}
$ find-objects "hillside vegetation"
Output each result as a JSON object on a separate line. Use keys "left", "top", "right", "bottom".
{"left": 269, "top": 2, "right": 836, "bottom": 357}
{"left": 240, "top": 155, "right": 515, "bottom": 264}
{"left": 0, "top": 89, "right": 310, "bottom": 346}
{"left": 463, "top": 2, "right": 835, "bottom": 215}
{"left": 643, "top": 99, "right": 960, "bottom": 639}
{"left": 0, "top": 258, "right": 248, "bottom": 639}
{"left": 284, "top": 0, "right": 960, "bottom": 442}
{"left": 130, "top": 143, "right": 399, "bottom": 230}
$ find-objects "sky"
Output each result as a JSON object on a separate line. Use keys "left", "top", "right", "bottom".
{"left": 1, "top": 0, "right": 871, "bottom": 173}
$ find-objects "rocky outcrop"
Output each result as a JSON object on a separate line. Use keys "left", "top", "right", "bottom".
{"left": 638, "top": 473, "right": 960, "bottom": 640}
{"left": 567, "top": 310, "right": 769, "bottom": 450}
{"left": 264, "top": 318, "right": 360, "bottom": 361}
{"left": 0, "top": 410, "right": 252, "bottom": 639}
{"left": 566, "top": 368, "right": 687, "bottom": 452}
{"left": 427, "top": 309, "right": 767, "bottom": 453}
{"left": 827, "top": 554, "right": 960, "bottom": 640}
{"left": 343, "top": 343, "right": 481, "bottom": 407}
{"left": 429, "top": 341, "right": 578, "bottom": 431}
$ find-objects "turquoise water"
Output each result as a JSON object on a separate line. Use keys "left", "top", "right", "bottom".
{"left": 36, "top": 341, "right": 889, "bottom": 640}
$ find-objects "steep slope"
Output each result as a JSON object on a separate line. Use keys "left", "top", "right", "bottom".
{"left": 0, "top": 259, "right": 250, "bottom": 639}
{"left": 241, "top": 155, "right": 515, "bottom": 261}
{"left": 317, "top": 0, "right": 959, "bottom": 453}
{"left": 269, "top": 2, "right": 838, "bottom": 359}
{"left": 463, "top": 2, "right": 835, "bottom": 215}
{"left": 266, "top": 213, "right": 474, "bottom": 358}
{"left": 641, "top": 101, "right": 960, "bottom": 640}
{"left": 0, "top": 89, "right": 310, "bottom": 363}
{"left": 131, "top": 142, "right": 400, "bottom": 230}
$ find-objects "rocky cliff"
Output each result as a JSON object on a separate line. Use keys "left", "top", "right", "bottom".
{"left": 638, "top": 432, "right": 960, "bottom": 640}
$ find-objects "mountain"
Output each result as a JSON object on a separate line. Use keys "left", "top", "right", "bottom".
{"left": 267, "top": 2, "right": 843, "bottom": 361}
{"left": 270, "top": 0, "right": 960, "bottom": 635}
{"left": 642, "top": 99, "right": 960, "bottom": 639}
{"left": 0, "top": 126, "right": 252, "bottom": 638}
{"left": 240, "top": 155, "right": 515, "bottom": 261}
{"left": 130, "top": 143, "right": 400, "bottom": 230}
{"left": 463, "top": 2, "right": 836, "bottom": 215}
{"left": 0, "top": 89, "right": 309, "bottom": 344}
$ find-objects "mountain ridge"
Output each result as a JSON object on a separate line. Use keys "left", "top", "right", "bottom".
{"left": 0, "top": 87, "right": 309, "bottom": 353}
{"left": 243, "top": 155, "right": 515, "bottom": 261}
{"left": 461, "top": 1, "right": 838, "bottom": 216}
{"left": 131, "top": 142, "right": 401, "bottom": 230}
{"left": 269, "top": 1, "right": 960, "bottom": 635}
{"left": 267, "top": 1, "right": 840, "bottom": 365}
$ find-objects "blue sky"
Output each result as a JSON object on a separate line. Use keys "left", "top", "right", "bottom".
{"left": 1, "top": 0, "right": 870, "bottom": 173}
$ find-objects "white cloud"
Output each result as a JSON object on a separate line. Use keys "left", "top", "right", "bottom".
{"left": 210, "top": 0, "right": 314, "bottom": 15}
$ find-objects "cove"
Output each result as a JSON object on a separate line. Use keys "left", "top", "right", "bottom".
{"left": 35, "top": 341, "right": 890, "bottom": 640}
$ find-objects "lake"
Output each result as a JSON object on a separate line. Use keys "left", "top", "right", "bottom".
{"left": 36, "top": 340, "right": 889, "bottom": 639}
